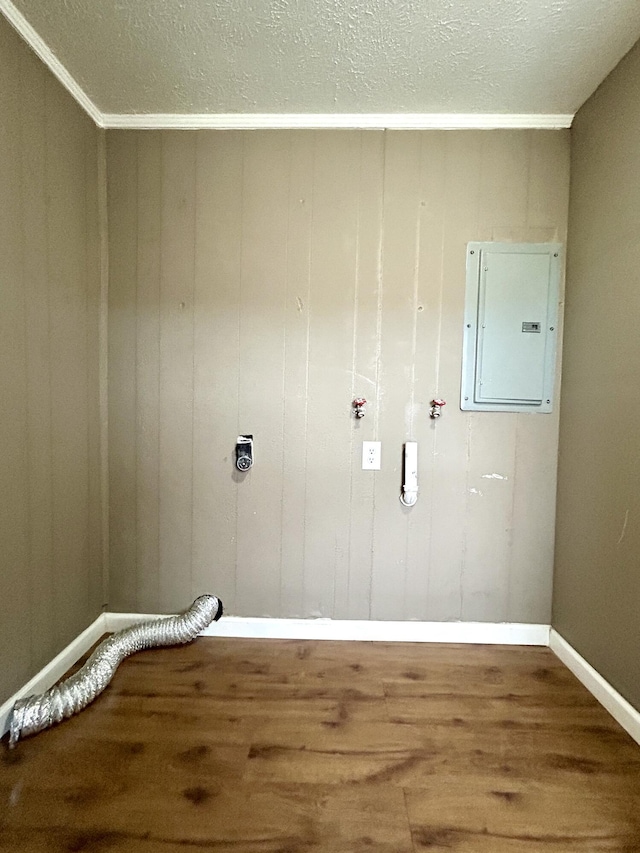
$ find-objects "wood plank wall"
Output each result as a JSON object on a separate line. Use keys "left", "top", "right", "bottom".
{"left": 107, "top": 129, "right": 569, "bottom": 622}
{"left": 0, "top": 17, "right": 104, "bottom": 705}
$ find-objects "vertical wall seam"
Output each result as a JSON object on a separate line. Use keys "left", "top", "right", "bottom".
{"left": 134, "top": 132, "right": 144, "bottom": 611}
{"left": 460, "top": 417, "right": 473, "bottom": 619}
{"left": 460, "top": 137, "right": 481, "bottom": 620}
{"left": 299, "top": 134, "right": 315, "bottom": 616}
{"left": 344, "top": 130, "right": 363, "bottom": 618}
{"left": 18, "top": 56, "right": 34, "bottom": 672}
{"left": 525, "top": 131, "right": 533, "bottom": 229}
{"left": 372, "top": 137, "right": 385, "bottom": 443}
{"left": 425, "top": 133, "right": 447, "bottom": 615}
{"left": 408, "top": 167, "right": 421, "bottom": 441}
{"left": 233, "top": 133, "right": 246, "bottom": 610}
{"left": 189, "top": 134, "right": 197, "bottom": 598}
{"left": 97, "top": 129, "right": 109, "bottom": 612}
{"left": 156, "top": 132, "right": 164, "bottom": 609}
{"left": 41, "top": 75, "right": 54, "bottom": 655}
{"left": 432, "top": 133, "right": 446, "bottom": 397}
{"left": 278, "top": 131, "right": 293, "bottom": 615}
{"left": 84, "top": 119, "right": 91, "bottom": 619}
{"left": 43, "top": 78, "right": 59, "bottom": 648}
{"left": 506, "top": 414, "right": 520, "bottom": 620}
{"left": 403, "top": 135, "right": 422, "bottom": 618}
{"left": 369, "top": 130, "right": 386, "bottom": 619}
{"left": 153, "top": 135, "right": 162, "bottom": 612}
{"left": 132, "top": 132, "right": 140, "bottom": 610}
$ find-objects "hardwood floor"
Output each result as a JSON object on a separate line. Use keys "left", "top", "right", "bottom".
{"left": 1, "top": 638, "right": 640, "bottom": 851}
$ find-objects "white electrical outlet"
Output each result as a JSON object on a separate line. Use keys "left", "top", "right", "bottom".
{"left": 362, "top": 441, "right": 381, "bottom": 470}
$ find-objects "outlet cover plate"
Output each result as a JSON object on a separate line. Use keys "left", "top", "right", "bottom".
{"left": 362, "top": 441, "right": 381, "bottom": 470}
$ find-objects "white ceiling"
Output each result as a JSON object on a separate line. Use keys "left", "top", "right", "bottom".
{"left": 4, "top": 0, "right": 640, "bottom": 124}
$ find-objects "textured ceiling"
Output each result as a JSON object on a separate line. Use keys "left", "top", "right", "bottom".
{"left": 7, "top": 0, "right": 640, "bottom": 117}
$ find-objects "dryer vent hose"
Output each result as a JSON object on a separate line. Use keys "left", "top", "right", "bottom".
{"left": 8, "top": 594, "right": 223, "bottom": 747}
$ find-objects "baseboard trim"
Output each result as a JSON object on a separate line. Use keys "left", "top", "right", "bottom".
{"left": 203, "top": 616, "right": 550, "bottom": 645}
{"left": 0, "top": 613, "right": 108, "bottom": 738}
{"left": 105, "top": 612, "right": 549, "bottom": 645}
{"left": 549, "top": 629, "right": 640, "bottom": 747}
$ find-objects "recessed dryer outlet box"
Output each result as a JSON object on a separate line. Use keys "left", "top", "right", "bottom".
{"left": 236, "top": 435, "right": 254, "bottom": 471}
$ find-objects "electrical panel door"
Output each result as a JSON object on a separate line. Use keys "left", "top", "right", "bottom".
{"left": 461, "top": 243, "right": 561, "bottom": 413}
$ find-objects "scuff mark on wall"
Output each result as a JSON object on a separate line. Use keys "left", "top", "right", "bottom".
{"left": 9, "top": 781, "right": 22, "bottom": 807}
{"left": 352, "top": 372, "right": 377, "bottom": 390}
{"left": 616, "top": 509, "right": 629, "bottom": 546}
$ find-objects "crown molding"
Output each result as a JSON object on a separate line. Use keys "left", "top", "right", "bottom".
{"left": 102, "top": 112, "right": 573, "bottom": 130}
{"left": 0, "top": 0, "right": 103, "bottom": 126}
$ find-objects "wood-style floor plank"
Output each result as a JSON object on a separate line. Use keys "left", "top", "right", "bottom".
{"left": 1, "top": 638, "right": 639, "bottom": 851}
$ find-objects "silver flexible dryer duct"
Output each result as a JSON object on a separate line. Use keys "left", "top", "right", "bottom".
{"left": 8, "top": 594, "right": 223, "bottom": 748}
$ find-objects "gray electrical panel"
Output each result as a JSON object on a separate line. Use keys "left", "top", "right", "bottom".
{"left": 461, "top": 242, "right": 561, "bottom": 413}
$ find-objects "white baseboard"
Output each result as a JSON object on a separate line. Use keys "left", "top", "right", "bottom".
{"left": 200, "top": 616, "right": 550, "bottom": 645}
{"left": 104, "top": 613, "right": 549, "bottom": 645}
{"left": 549, "top": 629, "right": 640, "bottom": 747}
{"left": 0, "top": 613, "right": 108, "bottom": 738}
